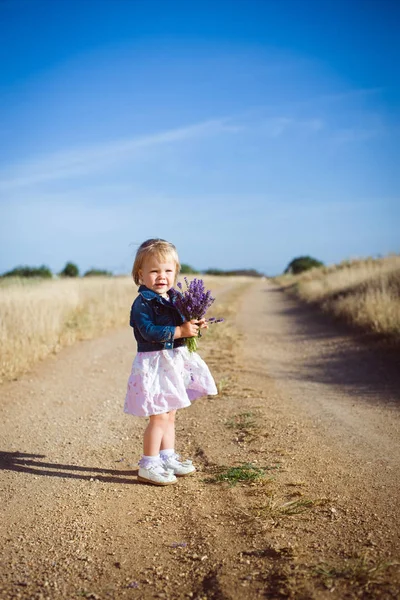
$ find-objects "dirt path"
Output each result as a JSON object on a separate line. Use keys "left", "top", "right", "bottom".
{"left": 1, "top": 279, "right": 399, "bottom": 600}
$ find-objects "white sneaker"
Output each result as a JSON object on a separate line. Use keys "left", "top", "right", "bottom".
{"left": 161, "top": 453, "right": 196, "bottom": 477}
{"left": 137, "top": 462, "right": 177, "bottom": 486}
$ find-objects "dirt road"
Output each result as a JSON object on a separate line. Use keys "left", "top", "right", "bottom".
{"left": 1, "top": 279, "right": 399, "bottom": 599}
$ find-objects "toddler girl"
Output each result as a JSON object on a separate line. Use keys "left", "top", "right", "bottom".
{"left": 124, "top": 238, "right": 217, "bottom": 485}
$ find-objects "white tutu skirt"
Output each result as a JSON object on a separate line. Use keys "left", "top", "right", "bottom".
{"left": 124, "top": 346, "right": 218, "bottom": 417}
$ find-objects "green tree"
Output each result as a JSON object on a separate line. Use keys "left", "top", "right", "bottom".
{"left": 60, "top": 262, "right": 79, "bottom": 277}
{"left": 204, "top": 268, "right": 263, "bottom": 277}
{"left": 204, "top": 268, "right": 224, "bottom": 276}
{"left": 180, "top": 263, "right": 199, "bottom": 274}
{"left": 84, "top": 268, "right": 112, "bottom": 277}
{"left": 284, "top": 256, "right": 324, "bottom": 275}
{"left": 1, "top": 265, "right": 52, "bottom": 278}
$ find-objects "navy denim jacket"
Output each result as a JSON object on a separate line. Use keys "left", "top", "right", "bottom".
{"left": 130, "top": 285, "right": 186, "bottom": 352}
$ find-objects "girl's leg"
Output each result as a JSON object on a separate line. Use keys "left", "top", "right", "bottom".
{"left": 143, "top": 414, "right": 169, "bottom": 456}
{"left": 160, "top": 410, "right": 176, "bottom": 451}
{"left": 159, "top": 411, "right": 196, "bottom": 476}
{"left": 139, "top": 413, "right": 177, "bottom": 485}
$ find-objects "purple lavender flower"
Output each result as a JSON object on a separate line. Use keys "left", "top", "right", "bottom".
{"left": 171, "top": 278, "right": 215, "bottom": 321}
{"left": 170, "top": 278, "right": 223, "bottom": 352}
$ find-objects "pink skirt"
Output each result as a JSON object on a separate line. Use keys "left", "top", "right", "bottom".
{"left": 124, "top": 346, "right": 217, "bottom": 417}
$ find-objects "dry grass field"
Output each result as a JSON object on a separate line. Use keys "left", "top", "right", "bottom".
{"left": 275, "top": 255, "right": 400, "bottom": 343}
{"left": 0, "top": 275, "right": 230, "bottom": 383}
{"left": 0, "top": 277, "right": 134, "bottom": 383}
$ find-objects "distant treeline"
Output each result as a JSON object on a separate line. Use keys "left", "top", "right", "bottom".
{"left": 179, "top": 264, "right": 264, "bottom": 277}
{"left": 203, "top": 268, "right": 264, "bottom": 277}
{"left": 1, "top": 263, "right": 265, "bottom": 279}
{"left": 1, "top": 265, "right": 53, "bottom": 278}
{"left": 0, "top": 263, "right": 112, "bottom": 278}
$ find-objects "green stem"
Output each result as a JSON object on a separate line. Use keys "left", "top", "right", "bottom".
{"left": 186, "top": 336, "right": 198, "bottom": 353}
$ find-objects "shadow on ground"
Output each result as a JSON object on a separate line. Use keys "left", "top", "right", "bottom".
{"left": 262, "top": 287, "right": 400, "bottom": 404}
{"left": 0, "top": 451, "right": 140, "bottom": 484}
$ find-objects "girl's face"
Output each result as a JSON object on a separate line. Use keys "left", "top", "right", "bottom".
{"left": 139, "top": 255, "right": 176, "bottom": 297}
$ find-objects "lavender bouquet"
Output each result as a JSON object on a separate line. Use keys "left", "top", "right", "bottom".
{"left": 171, "top": 277, "right": 224, "bottom": 352}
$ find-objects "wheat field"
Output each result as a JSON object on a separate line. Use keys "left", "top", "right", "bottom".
{"left": 275, "top": 255, "right": 400, "bottom": 342}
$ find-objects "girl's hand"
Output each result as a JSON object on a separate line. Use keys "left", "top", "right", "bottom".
{"left": 197, "top": 318, "right": 208, "bottom": 330}
{"left": 174, "top": 320, "right": 202, "bottom": 339}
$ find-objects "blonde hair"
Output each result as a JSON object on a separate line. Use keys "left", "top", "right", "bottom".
{"left": 132, "top": 238, "right": 181, "bottom": 286}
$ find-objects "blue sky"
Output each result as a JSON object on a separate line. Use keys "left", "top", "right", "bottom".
{"left": 0, "top": 0, "right": 399, "bottom": 275}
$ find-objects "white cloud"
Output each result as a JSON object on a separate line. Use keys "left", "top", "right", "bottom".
{"left": 265, "top": 117, "right": 293, "bottom": 138}
{"left": 331, "top": 127, "right": 384, "bottom": 145}
{"left": 0, "top": 118, "right": 236, "bottom": 191}
{"left": 305, "top": 118, "right": 325, "bottom": 131}
{"left": 315, "top": 87, "right": 384, "bottom": 104}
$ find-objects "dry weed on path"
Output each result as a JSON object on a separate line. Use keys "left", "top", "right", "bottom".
{"left": 0, "top": 279, "right": 399, "bottom": 599}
